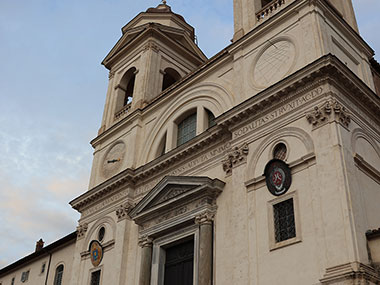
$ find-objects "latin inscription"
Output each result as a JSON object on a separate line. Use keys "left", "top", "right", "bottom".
{"left": 233, "top": 87, "right": 323, "bottom": 139}
{"left": 82, "top": 190, "right": 128, "bottom": 216}
{"left": 135, "top": 142, "right": 231, "bottom": 196}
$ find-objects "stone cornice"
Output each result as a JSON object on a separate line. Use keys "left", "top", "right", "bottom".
{"left": 73, "top": 55, "right": 380, "bottom": 214}
{"left": 103, "top": 23, "right": 205, "bottom": 70}
{"left": 216, "top": 54, "right": 380, "bottom": 129}
{"left": 71, "top": 127, "right": 226, "bottom": 212}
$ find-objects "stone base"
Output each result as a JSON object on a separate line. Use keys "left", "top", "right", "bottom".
{"left": 320, "top": 262, "right": 380, "bottom": 284}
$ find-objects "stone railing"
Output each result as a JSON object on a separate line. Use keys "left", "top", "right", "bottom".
{"left": 114, "top": 103, "right": 131, "bottom": 120}
{"left": 256, "top": 0, "right": 286, "bottom": 22}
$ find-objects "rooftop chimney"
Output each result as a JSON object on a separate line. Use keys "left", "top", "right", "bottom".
{"left": 35, "top": 238, "right": 44, "bottom": 252}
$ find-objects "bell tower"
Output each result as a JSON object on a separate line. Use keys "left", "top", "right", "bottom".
{"left": 88, "top": 2, "right": 207, "bottom": 189}
{"left": 233, "top": 0, "right": 359, "bottom": 41}
{"left": 99, "top": 2, "right": 207, "bottom": 133}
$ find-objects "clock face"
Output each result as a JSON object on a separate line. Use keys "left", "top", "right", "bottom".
{"left": 253, "top": 40, "right": 296, "bottom": 88}
{"left": 102, "top": 142, "right": 126, "bottom": 177}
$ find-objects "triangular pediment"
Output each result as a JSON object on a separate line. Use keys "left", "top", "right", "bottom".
{"left": 129, "top": 176, "right": 224, "bottom": 223}
{"left": 102, "top": 23, "right": 206, "bottom": 69}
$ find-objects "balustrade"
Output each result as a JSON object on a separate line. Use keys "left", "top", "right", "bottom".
{"left": 256, "top": 0, "right": 286, "bottom": 22}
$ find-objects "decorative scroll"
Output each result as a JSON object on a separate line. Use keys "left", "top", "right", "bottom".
{"left": 77, "top": 223, "right": 88, "bottom": 239}
{"left": 138, "top": 235, "right": 153, "bottom": 248}
{"left": 306, "top": 99, "right": 350, "bottom": 128}
{"left": 116, "top": 202, "right": 133, "bottom": 221}
{"left": 195, "top": 212, "right": 215, "bottom": 225}
{"left": 222, "top": 143, "right": 249, "bottom": 175}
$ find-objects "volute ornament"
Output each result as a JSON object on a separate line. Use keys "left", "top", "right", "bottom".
{"left": 222, "top": 143, "right": 249, "bottom": 175}
{"left": 306, "top": 99, "right": 350, "bottom": 128}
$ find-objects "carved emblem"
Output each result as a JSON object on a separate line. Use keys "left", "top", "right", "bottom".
{"left": 89, "top": 240, "right": 103, "bottom": 267}
{"left": 306, "top": 100, "right": 350, "bottom": 128}
{"left": 116, "top": 202, "right": 133, "bottom": 221}
{"left": 222, "top": 143, "right": 249, "bottom": 175}
{"left": 77, "top": 223, "right": 88, "bottom": 239}
{"left": 264, "top": 159, "right": 292, "bottom": 196}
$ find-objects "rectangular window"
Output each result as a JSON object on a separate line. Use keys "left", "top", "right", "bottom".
{"left": 11, "top": 278, "right": 15, "bottom": 285}
{"left": 41, "top": 263, "right": 46, "bottom": 274}
{"left": 21, "top": 270, "right": 29, "bottom": 282}
{"left": 177, "top": 113, "right": 196, "bottom": 146}
{"left": 90, "top": 270, "right": 101, "bottom": 285}
{"left": 273, "top": 198, "right": 296, "bottom": 243}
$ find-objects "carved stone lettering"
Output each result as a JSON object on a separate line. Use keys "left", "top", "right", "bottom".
{"left": 135, "top": 142, "right": 230, "bottom": 196}
{"left": 82, "top": 190, "right": 128, "bottom": 216}
{"left": 233, "top": 87, "right": 323, "bottom": 139}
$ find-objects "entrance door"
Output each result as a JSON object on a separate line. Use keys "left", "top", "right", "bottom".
{"left": 164, "top": 239, "right": 194, "bottom": 285}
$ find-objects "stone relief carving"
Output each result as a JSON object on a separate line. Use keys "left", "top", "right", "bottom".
{"left": 77, "top": 223, "right": 88, "bottom": 239}
{"left": 306, "top": 99, "right": 351, "bottom": 128}
{"left": 144, "top": 42, "right": 159, "bottom": 52}
{"left": 195, "top": 212, "right": 215, "bottom": 225}
{"left": 222, "top": 143, "right": 249, "bottom": 175}
{"left": 138, "top": 235, "right": 153, "bottom": 248}
{"left": 154, "top": 186, "right": 191, "bottom": 205}
{"left": 116, "top": 202, "right": 133, "bottom": 221}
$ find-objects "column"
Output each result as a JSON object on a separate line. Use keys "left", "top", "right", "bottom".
{"left": 195, "top": 213, "right": 214, "bottom": 285}
{"left": 138, "top": 235, "right": 153, "bottom": 285}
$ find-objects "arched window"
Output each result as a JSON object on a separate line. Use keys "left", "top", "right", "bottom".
{"left": 120, "top": 67, "right": 136, "bottom": 106}
{"left": 177, "top": 113, "right": 196, "bottom": 146}
{"left": 162, "top": 68, "right": 181, "bottom": 91}
{"left": 53, "top": 265, "right": 64, "bottom": 285}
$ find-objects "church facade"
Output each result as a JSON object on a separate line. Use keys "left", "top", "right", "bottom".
{"left": 1, "top": 0, "right": 380, "bottom": 284}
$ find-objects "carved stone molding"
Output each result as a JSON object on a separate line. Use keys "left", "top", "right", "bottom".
{"left": 116, "top": 202, "right": 133, "bottom": 221}
{"left": 222, "top": 143, "right": 249, "bottom": 175}
{"left": 144, "top": 42, "right": 159, "bottom": 52}
{"left": 108, "top": 71, "right": 115, "bottom": 79}
{"left": 320, "top": 262, "right": 380, "bottom": 284}
{"left": 76, "top": 223, "right": 88, "bottom": 239}
{"left": 306, "top": 99, "right": 351, "bottom": 129}
{"left": 138, "top": 235, "right": 153, "bottom": 248}
{"left": 195, "top": 212, "right": 215, "bottom": 225}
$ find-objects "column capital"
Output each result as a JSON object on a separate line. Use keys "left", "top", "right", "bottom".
{"left": 195, "top": 212, "right": 215, "bottom": 225}
{"left": 138, "top": 235, "right": 153, "bottom": 248}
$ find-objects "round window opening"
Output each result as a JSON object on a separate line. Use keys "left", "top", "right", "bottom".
{"left": 98, "top": 227, "right": 105, "bottom": 242}
{"left": 273, "top": 143, "right": 287, "bottom": 161}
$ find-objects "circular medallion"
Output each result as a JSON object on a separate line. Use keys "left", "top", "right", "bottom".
{"left": 102, "top": 142, "right": 126, "bottom": 177}
{"left": 253, "top": 40, "right": 296, "bottom": 88}
{"left": 90, "top": 240, "right": 103, "bottom": 267}
{"left": 264, "top": 159, "right": 292, "bottom": 196}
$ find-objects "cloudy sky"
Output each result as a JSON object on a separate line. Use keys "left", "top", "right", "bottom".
{"left": 0, "top": 0, "right": 379, "bottom": 268}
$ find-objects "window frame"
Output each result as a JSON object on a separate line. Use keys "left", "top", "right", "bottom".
{"left": 40, "top": 262, "right": 46, "bottom": 275}
{"left": 267, "top": 191, "right": 302, "bottom": 250}
{"left": 176, "top": 112, "right": 197, "bottom": 147}
{"left": 21, "top": 270, "right": 30, "bottom": 283}
{"left": 53, "top": 264, "right": 64, "bottom": 285}
{"left": 150, "top": 225, "right": 200, "bottom": 285}
{"left": 88, "top": 266, "right": 103, "bottom": 285}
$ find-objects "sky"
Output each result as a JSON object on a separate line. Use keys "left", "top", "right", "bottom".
{"left": 0, "top": 0, "right": 379, "bottom": 268}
